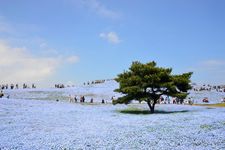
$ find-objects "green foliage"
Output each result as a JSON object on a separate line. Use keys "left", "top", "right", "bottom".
{"left": 117, "top": 107, "right": 189, "bottom": 115}
{"left": 118, "top": 107, "right": 151, "bottom": 115}
{"left": 114, "top": 61, "right": 193, "bottom": 113}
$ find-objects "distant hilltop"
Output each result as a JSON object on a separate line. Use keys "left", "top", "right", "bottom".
{"left": 55, "top": 79, "right": 115, "bottom": 89}
{"left": 83, "top": 79, "right": 114, "bottom": 85}
{"left": 191, "top": 83, "right": 225, "bottom": 92}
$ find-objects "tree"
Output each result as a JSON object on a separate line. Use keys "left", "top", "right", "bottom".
{"left": 113, "top": 61, "right": 192, "bottom": 113}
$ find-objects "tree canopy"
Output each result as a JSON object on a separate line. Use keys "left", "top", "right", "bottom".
{"left": 113, "top": 61, "right": 193, "bottom": 113}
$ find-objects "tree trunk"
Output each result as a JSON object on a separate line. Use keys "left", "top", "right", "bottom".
{"left": 147, "top": 100, "right": 155, "bottom": 113}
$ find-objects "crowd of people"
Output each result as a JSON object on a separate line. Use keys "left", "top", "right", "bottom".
{"left": 54, "top": 79, "right": 113, "bottom": 88}
{"left": 0, "top": 83, "right": 36, "bottom": 99}
{"left": 157, "top": 96, "right": 187, "bottom": 105}
{"left": 83, "top": 79, "right": 113, "bottom": 86}
{"left": 55, "top": 84, "right": 65, "bottom": 88}
{"left": 0, "top": 90, "right": 4, "bottom": 98}
{"left": 65, "top": 95, "right": 195, "bottom": 105}
{"left": 0, "top": 84, "right": 18, "bottom": 90}
{"left": 0, "top": 83, "right": 36, "bottom": 90}
{"left": 192, "top": 84, "right": 225, "bottom": 92}
{"left": 158, "top": 96, "right": 225, "bottom": 104}
{"left": 68, "top": 95, "right": 109, "bottom": 104}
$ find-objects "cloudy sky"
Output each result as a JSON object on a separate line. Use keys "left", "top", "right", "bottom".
{"left": 0, "top": 0, "right": 225, "bottom": 87}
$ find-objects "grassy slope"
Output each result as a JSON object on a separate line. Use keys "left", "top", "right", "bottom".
{"left": 193, "top": 103, "right": 225, "bottom": 107}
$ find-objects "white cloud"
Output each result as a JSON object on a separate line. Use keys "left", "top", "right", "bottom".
{"left": 66, "top": 55, "right": 79, "bottom": 64}
{"left": 79, "top": 0, "right": 120, "bottom": 19}
{"left": 0, "top": 17, "right": 80, "bottom": 86}
{"left": 0, "top": 41, "right": 61, "bottom": 84}
{"left": 99, "top": 32, "right": 121, "bottom": 44}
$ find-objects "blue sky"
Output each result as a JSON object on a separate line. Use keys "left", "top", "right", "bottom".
{"left": 0, "top": 0, "right": 225, "bottom": 87}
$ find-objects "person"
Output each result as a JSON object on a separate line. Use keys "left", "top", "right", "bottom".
{"left": 10, "top": 84, "right": 14, "bottom": 89}
{"left": 166, "top": 97, "right": 169, "bottom": 104}
{"left": 202, "top": 97, "right": 209, "bottom": 103}
{"left": 82, "top": 96, "right": 85, "bottom": 103}
{"left": 188, "top": 97, "right": 193, "bottom": 105}
{"left": 80, "top": 96, "right": 85, "bottom": 103}
{"left": 74, "top": 96, "right": 77, "bottom": 103}
{"left": 80, "top": 96, "right": 82, "bottom": 102}
{"left": 172, "top": 97, "right": 176, "bottom": 104}
{"left": 160, "top": 96, "right": 164, "bottom": 104}
{"left": 102, "top": 99, "right": 105, "bottom": 104}
{"left": 90, "top": 98, "right": 93, "bottom": 103}
{"left": 69, "top": 95, "right": 73, "bottom": 103}
{"left": 32, "top": 84, "right": 36, "bottom": 88}
{"left": 0, "top": 90, "right": 4, "bottom": 98}
{"left": 179, "top": 99, "right": 184, "bottom": 104}
{"left": 111, "top": 96, "right": 114, "bottom": 101}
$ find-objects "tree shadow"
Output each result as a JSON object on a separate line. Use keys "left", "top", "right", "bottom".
{"left": 118, "top": 109, "right": 189, "bottom": 115}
